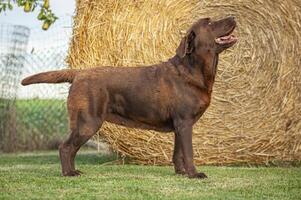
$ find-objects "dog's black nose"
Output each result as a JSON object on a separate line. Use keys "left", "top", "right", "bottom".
{"left": 228, "top": 16, "right": 235, "bottom": 20}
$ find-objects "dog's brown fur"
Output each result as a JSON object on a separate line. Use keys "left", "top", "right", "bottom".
{"left": 22, "top": 17, "right": 237, "bottom": 178}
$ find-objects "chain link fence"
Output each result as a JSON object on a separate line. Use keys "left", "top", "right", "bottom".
{"left": 0, "top": 21, "right": 71, "bottom": 152}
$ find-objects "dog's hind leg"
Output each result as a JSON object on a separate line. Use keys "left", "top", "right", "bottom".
{"left": 59, "top": 87, "right": 108, "bottom": 176}
{"left": 61, "top": 114, "right": 102, "bottom": 176}
{"left": 173, "top": 133, "right": 186, "bottom": 175}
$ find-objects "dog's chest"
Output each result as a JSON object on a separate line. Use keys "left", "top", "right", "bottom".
{"left": 176, "top": 88, "right": 211, "bottom": 121}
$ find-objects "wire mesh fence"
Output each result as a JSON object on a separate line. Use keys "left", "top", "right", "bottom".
{"left": 0, "top": 21, "right": 71, "bottom": 152}
{"left": 0, "top": 24, "right": 30, "bottom": 152}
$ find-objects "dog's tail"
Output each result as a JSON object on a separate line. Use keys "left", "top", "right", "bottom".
{"left": 21, "top": 69, "right": 78, "bottom": 86}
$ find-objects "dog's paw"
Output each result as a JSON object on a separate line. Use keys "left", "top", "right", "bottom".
{"left": 62, "top": 170, "right": 81, "bottom": 177}
{"left": 175, "top": 169, "right": 186, "bottom": 175}
{"left": 195, "top": 172, "right": 208, "bottom": 179}
{"left": 188, "top": 172, "right": 208, "bottom": 179}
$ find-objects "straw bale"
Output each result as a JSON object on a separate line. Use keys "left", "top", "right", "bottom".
{"left": 67, "top": 0, "right": 301, "bottom": 165}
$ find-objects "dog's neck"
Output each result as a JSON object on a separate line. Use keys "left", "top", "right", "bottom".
{"left": 170, "top": 52, "right": 218, "bottom": 93}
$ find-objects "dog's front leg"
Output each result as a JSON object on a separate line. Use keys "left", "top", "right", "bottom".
{"left": 173, "top": 119, "right": 207, "bottom": 179}
{"left": 173, "top": 133, "right": 186, "bottom": 175}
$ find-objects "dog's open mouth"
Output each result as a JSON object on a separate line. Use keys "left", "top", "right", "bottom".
{"left": 215, "top": 28, "right": 237, "bottom": 45}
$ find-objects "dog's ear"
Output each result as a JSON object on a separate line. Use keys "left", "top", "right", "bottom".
{"left": 176, "top": 30, "right": 196, "bottom": 58}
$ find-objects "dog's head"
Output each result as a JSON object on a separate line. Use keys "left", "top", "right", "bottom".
{"left": 176, "top": 16, "right": 237, "bottom": 57}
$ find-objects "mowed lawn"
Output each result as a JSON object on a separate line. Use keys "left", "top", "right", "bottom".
{"left": 0, "top": 151, "right": 300, "bottom": 200}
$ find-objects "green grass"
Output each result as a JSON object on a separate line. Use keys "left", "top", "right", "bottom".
{"left": 0, "top": 151, "right": 300, "bottom": 200}
{"left": 16, "top": 99, "right": 68, "bottom": 137}
{"left": 1, "top": 99, "right": 68, "bottom": 151}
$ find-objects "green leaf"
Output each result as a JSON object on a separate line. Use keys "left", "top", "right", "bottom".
{"left": 32, "top": 3, "right": 36, "bottom": 11}
{"left": 8, "top": 3, "right": 13, "bottom": 10}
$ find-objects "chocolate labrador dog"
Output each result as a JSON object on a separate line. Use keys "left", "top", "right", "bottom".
{"left": 22, "top": 16, "right": 237, "bottom": 178}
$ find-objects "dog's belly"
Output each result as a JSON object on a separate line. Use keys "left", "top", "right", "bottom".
{"left": 105, "top": 113, "right": 173, "bottom": 132}
{"left": 105, "top": 86, "right": 174, "bottom": 132}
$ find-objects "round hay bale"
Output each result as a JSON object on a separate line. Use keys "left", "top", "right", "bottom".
{"left": 67, "top": 0, "right": 301, "bottom": 165}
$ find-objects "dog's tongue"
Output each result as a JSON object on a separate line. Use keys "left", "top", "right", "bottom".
{"left": 215, "top": 35, "right": 237, "bottom": 45}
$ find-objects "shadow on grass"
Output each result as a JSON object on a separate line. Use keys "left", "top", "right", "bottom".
{"left": 0, "top": 151, "right": 117, "bottom": 166}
